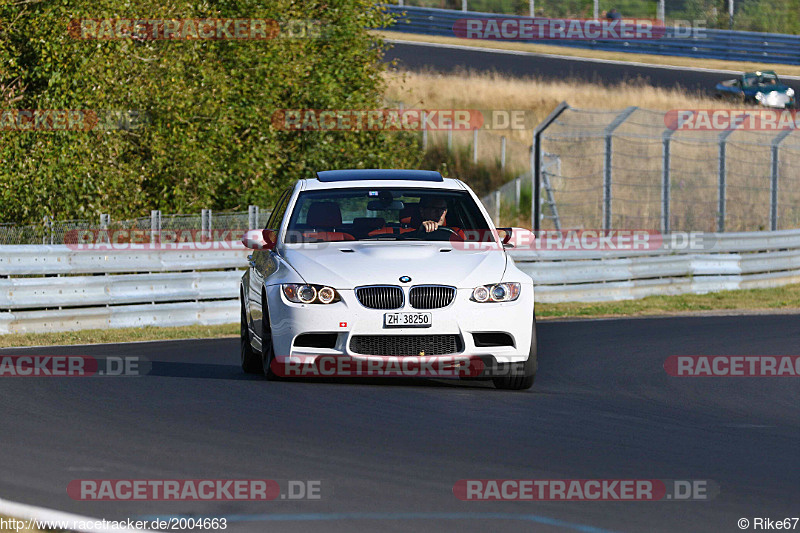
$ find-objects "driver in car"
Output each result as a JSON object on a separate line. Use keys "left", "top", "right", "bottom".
{"left": 418, "top": 197, "right": 448, "bottom": 233}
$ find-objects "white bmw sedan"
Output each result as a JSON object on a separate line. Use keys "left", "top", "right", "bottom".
{"left": 240, "top": 169, "right": 537, "bottom": 390}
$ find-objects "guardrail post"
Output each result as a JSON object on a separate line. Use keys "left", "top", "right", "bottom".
{"left": 500, "top": 136, "right": 506, "bottom": 170}
{"left": 462, "top": 0, "right": 467, "bottom": 11}
{"left": 529, "top": 0, "right": 535, "bottom": 17}
{"left": 603, "top": 106, "right": 638, "bottom": 231}
{"left": 494, "top": 190, "right": 501, "bottom": 225}
{"left": 532, "top": 102, "right": 569, "bottom": 231}
{"left": 150, "top": 210, "right": 161, "bottom": 244}
{"left": 515, "top": 178, "right": 521, "bottom": 210}
{"left": 472, "top": 128, "right": 478, "bottom": 164}
{"left": 770, "top": 129, "right": 792, "bottom": 231}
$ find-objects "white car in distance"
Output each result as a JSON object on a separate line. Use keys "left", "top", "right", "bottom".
{"left": 240, "top": 169, "right": 537, "bottom": 390}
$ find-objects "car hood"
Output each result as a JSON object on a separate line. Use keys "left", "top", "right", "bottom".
{"left": 280, "top": 242, "right": 507, "bottom": 289}
{"left": 745, "top": 84, "right": 792, "bottom": 94}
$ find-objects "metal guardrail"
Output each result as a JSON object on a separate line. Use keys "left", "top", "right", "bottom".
{"left": 3, "top": 229, "right": 800, "bottom": 333}
{"left": 0, "top": 242, "right": 248, "bottom": 334}
{"left": 384, "top": 5, "right": 800, "bottom": 65}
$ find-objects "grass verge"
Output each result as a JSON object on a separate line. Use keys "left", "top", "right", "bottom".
{"left": 377, "top": 30, "right": 800, "bottom": 77}
{"left": 2, "top": 285, "right": 800, "bottom": 347}
{"left": 0, "top": 324, "right": 238, "bottom": 349}
{"left": 537, "top": 283, "right": 800, "bottom": 319}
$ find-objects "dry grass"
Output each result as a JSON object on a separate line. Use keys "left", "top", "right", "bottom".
{"left": 0, "top": 324, "right": 237, "bottom": 348}
{"left": 377, "top": 30, "right": 800, "bottom": 78}
{"left": 384, "top": 69, "right": 723, "bottom": 135}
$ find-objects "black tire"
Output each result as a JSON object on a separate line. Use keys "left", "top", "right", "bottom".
{"left": 240, "top": 295, "right": 261, "bottom": 374}
{"left": 261, "top": 292, "right": 280, "bottom": 380}
{"left": 493, "top": 314, "right": 537, "bottom": 391}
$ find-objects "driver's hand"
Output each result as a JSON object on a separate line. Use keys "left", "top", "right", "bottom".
{"left": 421, "top": 221, "right": 439, "bottom": 233}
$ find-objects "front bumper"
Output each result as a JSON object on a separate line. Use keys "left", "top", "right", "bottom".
{"left": 265, "top": 284, "right": 534, "bottom": 364}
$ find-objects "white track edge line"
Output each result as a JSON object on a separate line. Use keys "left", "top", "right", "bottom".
{"left": 0, "top": 497, "right": 155, "bottom": 532}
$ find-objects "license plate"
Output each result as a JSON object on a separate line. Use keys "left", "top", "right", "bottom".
{"left": 384, "top": 312, "right": 432, "bottom": 328}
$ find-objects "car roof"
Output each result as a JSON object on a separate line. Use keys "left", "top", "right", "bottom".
{"left": 317, "top": 169, "right": 443, "bottom": 182}
{"left": 299, "top": 169, "right": 465, "bottom": 191}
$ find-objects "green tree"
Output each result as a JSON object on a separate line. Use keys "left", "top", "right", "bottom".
{"left": 0, "top": 0, "right": 421, "bottom": 224}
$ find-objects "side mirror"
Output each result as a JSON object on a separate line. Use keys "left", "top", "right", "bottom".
{"left": 495, "top": 227, "right": 514, "bottom": 246}
{"left": 262, "top": 229, "right": 278, "bottom": 250}
{"left": 241, "top": 229, "right": 277, "bottom": 250}
{"left": 497, "top": 227, "right": 536, "bottom": 249}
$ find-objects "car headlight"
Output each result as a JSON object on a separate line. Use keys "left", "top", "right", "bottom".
{"left": 755, "top": 92, "right": 764, "bottom": 101}
{"left": 282, "top": 284, "right": 340, "bottom": 304}
{"left": 787, "top": 88, "right": 795, "bottom": 97}
{"left": 471, "top": 283, "right": 521, "bottom": 303}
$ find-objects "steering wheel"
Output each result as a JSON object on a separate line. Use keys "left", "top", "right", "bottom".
{"left": 438, "top": 226, "right": 459, "bottom": 236}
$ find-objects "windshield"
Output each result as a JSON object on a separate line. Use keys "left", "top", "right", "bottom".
{"left": 745, "top": 72, "right": 779, "bottom": 88}
{"left": 285, "top": 188, "right": 492, "bottom": 242}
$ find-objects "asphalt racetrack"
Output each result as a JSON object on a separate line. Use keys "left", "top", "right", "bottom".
{"left": 384, "top": 40, "right": 800, "bottom": 95}
{"left": 1, "top": 314, "right": 798, "bottom": 532}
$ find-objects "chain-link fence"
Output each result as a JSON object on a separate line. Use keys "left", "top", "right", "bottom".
{"left": 535, "top": 106, "right": 800, "bottom": 232}
{"left": 0, "top": 207, "right": 271, "bottom": 245}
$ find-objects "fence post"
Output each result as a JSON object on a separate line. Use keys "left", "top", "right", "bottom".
{"left": 42, "top": 216, "right": 52, "bottom": 245}
{"left": 494, "top": 190, "right": 501, "bottom": 225}
{"left": 462, "top": 0, "right": 467, "bottom": 11}
{"left": 532, "top": 102, "right": 569, "bottom": 231}
{"left": 472, "top": 128, "right": 478, "bottom": 164}
{"left": 603, "top": 106, "right": 637, "bottom": 231}
{"left": 100, "top": 213, "right": 110, "bottom": 244}
{"left": 248, "top": 205, "right": 260, "bottom": 229}
{"left": 201, "top": 209, "right": 213, "bottom": 239}
{"left": 515, "top": 178, "right": 521, "bottom": 211}
{"left": 421, "top": 111, "right": 427, "bottom": 151}
{"left": 529, "top": 0, "right": 535, "bottom": 16}
{"left": 717, "top": 129, "right": 735, "bottom": 232}
{"left": 150, "top": 210, "right": 161, "bottom": 244}
{"left": 660, "top": 120, "right": 682, "bottom": 235}
{"left": 447, "top": 128, "right": 452, "bottom": 151}
{"left": 500, "top": 135, "right": 506, "bottom": 170}
{"left": 770, "top": 129, "right": 792, "bottom": 231}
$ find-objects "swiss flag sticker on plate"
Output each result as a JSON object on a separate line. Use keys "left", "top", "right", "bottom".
{"left": 339, "top": 322, "right": 347, "bottom": 328}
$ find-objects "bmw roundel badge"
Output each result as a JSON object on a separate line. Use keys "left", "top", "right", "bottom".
{"left": 399, "top": 276, "right": 412, "bottom": 283}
